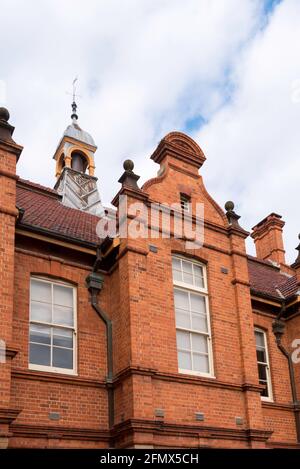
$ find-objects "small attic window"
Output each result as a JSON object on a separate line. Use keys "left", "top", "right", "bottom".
{"left": 180, "top": 193, "right": 191, "bottom": 213}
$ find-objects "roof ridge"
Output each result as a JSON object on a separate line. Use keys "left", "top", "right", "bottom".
{"left": 17, "top": 178, "right": 60, "bottom": 198}
{"left": 247, "top": 254, "right": 280, "bottom": 270}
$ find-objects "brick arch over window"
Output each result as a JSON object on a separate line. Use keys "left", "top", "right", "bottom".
{"left": 30, "top": 271, "right": 78, "bottom": 287}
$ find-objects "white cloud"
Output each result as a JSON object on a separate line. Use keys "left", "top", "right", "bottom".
{"left": 0, "top": 0, "right": 297, "bottom": 261}
{"left": 197, "top": 0, "right": 300, "bottom": 261}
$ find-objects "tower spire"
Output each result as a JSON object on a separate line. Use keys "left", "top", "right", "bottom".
{"left": 70, "top": 77, "right": 79, "bottom": 122}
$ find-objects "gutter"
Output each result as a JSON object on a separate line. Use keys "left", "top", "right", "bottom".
{"left": 272, "top": 303, "right": 300, "bottom": 443}
{"left": 86, "top": 271, "right": 114, "bottom": 431}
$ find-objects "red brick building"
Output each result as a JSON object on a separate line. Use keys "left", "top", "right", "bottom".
{"left": 0, "top": 106, "right": 299, "bottom": 449}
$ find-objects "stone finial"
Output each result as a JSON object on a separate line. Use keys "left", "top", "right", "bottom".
{"left": 0, "top": 107, "right": 16, "bottom": 144}
{"left": 0, "top": 107, "right": 10, "bottom": 122}
{"left": 123, "top": 159, "right": 134, "bottom": 172}
{"left": 224, "top": 201, "right": 242, "bottom": 228}
{"left": 225, "top": 201, "right": 234, "bottom": 212}
{"left": 118, "top": 159, "right": 140, "bottom": 189}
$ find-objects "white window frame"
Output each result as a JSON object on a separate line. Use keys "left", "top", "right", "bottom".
{"left": 29, "top": 276, "right": 77, "bottom": 375}
{"left": 254, "top": 328, "right": 273, "bottom": 402}
{"left": 172, "top": 256, "right": 214, "bottom": 378}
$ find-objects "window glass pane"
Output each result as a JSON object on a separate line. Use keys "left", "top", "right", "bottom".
{"left": 193, "top": 353, "right": 209, "bottom": 373}
{"left": 53, "top": 328, "right": 73, "bottom": 348}
{"left": 193, "top": 265, "right": 204, "bottom": 288}
{"left": 194, "top": 275, "right": 204, "bottom": 288}
{"left": 182, "top": 261, "right": 192, "bottom": 274}
{"left": 183, "top": 272, "right": 193, "bottom": 285}
{"left": 176, "top": 310, "right": 191, "bottom": 329}
{"left": 190, "top": 294, "right": 206, "bottom": 313}
{"left": 256, "top": 349, "right": 266, "bottom": 363}
{"left": 176, "top": 330, "right": 190, "bottom": 350}
{"left": 191, "top": 333, "right": 208, "bottom": 353}
{"left": 174, "top": 289, "right": 189, "bottom": 311}
{"left": 172, "top": 259, "right": 182, "bottom": 282}
{"left": 172, "top": 258, "right": 181, "bottom": 271}
{"left": 173, "top": 269, "right": 182, "bottom": 282}
{"left": 53, "top": 305, "right": 73, "bottom": 326}
{"left": 31, "top": 301, "right": 52, "bottom": 323}
{"left": 54, "top": 285, "right": 73, "bottom": 307}
{"left": 29, "top": 343, "right": 51, "bottom": 366}
{"left": 53, "top": 347, "right": 73, "bottom": 369}
{"left": 191, "top": 313, "right": 207, "bottom": 332}
{"left": 178, "top": 351, "right": 192, "bottom": 370}
{"left": 193, "top": 265, "right": 203, "bottom": 278}
{"left": 31, "top": 280, "right": 51, "bottom": 303}
{"left": 182, "top": 262, "right": 193, "bottom": 285}
{"left": 255, "top": 331, "right": 265, "bottom": 348}
{"left": 30, "top": 324, "right": 51, "bottom": 345}
{"left": 258, "top": 363, "right": 267, "bottom": 381}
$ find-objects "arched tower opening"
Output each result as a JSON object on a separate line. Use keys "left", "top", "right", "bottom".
{"left": 71, "top": 151, "right": 88, "bottom": 173}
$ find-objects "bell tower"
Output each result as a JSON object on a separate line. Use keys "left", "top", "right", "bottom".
{"left": 53, "top": 99, "right": 103, "bottom": 215}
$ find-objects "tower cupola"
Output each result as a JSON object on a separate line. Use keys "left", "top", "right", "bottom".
{"left": 53, "top": 98, "right": 103, "bottom": 216}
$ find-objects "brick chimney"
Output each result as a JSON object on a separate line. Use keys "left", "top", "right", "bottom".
{"left": 251, "top": 213, "right": 286, "bottom": 265}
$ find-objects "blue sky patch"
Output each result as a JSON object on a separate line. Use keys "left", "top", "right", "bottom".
{"left": 263, "top": 0, "right": 282, "bottom": 14}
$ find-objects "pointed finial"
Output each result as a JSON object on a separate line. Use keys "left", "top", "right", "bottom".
{"left": 71, "top": 77, "right": 78, "bottom": 122}
{"left": 71, "top": 100, "right": 78, "bottom": 121}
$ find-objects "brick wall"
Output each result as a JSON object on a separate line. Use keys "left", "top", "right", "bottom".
{"left": 0, "top": 140, "right": 20, "bottom": 448}
{"left": 1, "top": 127, "right": 299, "bottom": 448}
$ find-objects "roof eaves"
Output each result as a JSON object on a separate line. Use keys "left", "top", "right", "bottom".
{"left": 17, "top": 221, "right": 98, "bottom": 250}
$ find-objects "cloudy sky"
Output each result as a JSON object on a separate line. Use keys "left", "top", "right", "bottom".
{"left": 0, "top": 0, "right": 299, "bottom": 261}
